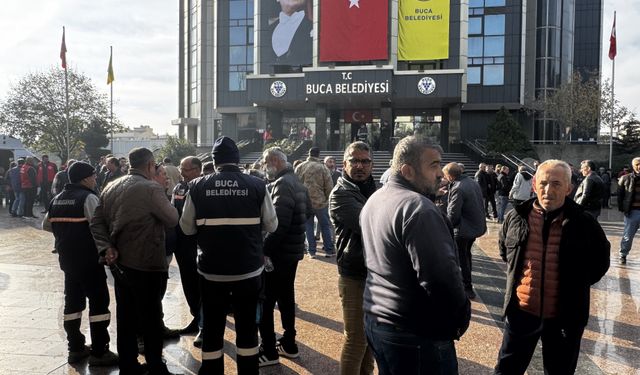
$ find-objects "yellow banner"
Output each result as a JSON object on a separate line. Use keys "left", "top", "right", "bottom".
{"left": 398, "top": 0, "right": 450, "bottom": 61}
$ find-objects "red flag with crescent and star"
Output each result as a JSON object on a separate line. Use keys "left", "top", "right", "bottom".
{"left": 608, "top": 13, "right": 616, "bottom": 60}
{"left": 319, "top": 0, "right": 388, "bottom": 62}
{"left": 60, "top": 27, "right": 67, "bottom": 69}
{"left": 344, "top": 110, "right": 373, "bottom": 123}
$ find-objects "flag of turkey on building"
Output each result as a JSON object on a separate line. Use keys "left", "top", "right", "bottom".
{"left": 319, "top": 0, "right": 388, "bottom": 62}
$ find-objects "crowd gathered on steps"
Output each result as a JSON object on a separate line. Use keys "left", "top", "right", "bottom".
{"left": 2, "top": 134, "right": 631, "bottom": 374}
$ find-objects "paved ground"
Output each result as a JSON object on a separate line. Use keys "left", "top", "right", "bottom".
{"left": 0, "top": 204, "right": 638, "bottom": 374}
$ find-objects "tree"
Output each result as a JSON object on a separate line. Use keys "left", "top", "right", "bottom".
{"left": 0, "top": 67, "right": 121, "bottom": 162}
{"left": 599, "top": 78, "right": 634, "bottom": 141}
{"left": 79, "top": 118, "right": 111, "bottom": 163}
{"left": 156, "top": 135, "right": 197, "bottom": 164}
{"left": 487, "top": 107, "right": 533, "bottom": 155}
{"left": 529, "top": 70, "right": 601, "bottom": 143}
{"left": 618, "top": 116, "right": 640, "bottom": 154}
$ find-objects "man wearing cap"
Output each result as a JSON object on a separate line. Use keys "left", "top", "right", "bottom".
{"left": 91, "top": 147, "right": 180, "bottom": 375}
{"left": 180, "top": 136, "right": 278, "bottom": 374}
{"left": 43, "top": 162, "right": 118, "bottom": 366}
{"left": 295, "top": 147, "right": 335, "bottom": 258}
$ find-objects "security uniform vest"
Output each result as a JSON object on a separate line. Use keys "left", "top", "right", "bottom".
{"left": 189, "top": 165, "right": 266, "bottom": 279}
{"left": 48, "top": 184, "right": 102, "bottom": 277}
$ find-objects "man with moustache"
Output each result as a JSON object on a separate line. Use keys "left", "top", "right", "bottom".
{"left": 171, "top": 156, "right": 203, "bottom": 344}
{"left": 494, "top": 160, "right": 610, "bottom": 374}
{"left": 329, "top": 141, "right": 377, "bottom": 375}
{"left": 360, "top": 136, "right": 470, "bottom": 374}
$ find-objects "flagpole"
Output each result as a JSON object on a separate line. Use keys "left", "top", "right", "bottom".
{"left": 609, "top": 11, "right": 616, "bottom": 170}
{"left": 63, "top": 26, "right": 70, "bottom": 161}
{"left": 110, "top": 46, "right": 114, "bottom": 152}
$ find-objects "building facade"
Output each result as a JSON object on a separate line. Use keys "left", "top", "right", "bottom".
{"left": 173, "top": 0, "right": 602, "bottom": 151}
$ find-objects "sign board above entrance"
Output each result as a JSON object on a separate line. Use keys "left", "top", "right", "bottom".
{"left": 304, "top": 70, "right": 393, "bottom": 99}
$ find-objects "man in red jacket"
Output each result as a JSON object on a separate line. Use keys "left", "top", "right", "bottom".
{"left": 37, "top": 154, "right": 58, "bottom": 212}
{"left": 21, "top": 157, "right": 38, "bottom": 218}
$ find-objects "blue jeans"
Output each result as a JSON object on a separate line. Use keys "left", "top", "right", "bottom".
{"left": 365, "top": 315, "right": 458, "bottom": 375}
{"left": 497, "top": 195, "right": 509, "bottom": 223}
{"left": 12, "top": 191, "right": 24, "bottom": 216}
{"left": 305, "top": 207, "right": 334, "bottom": 255}
{"left": 620, "top": 209, "right": 640, "bottom": 256}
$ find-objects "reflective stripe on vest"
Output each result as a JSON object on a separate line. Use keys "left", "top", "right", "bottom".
{"left": 48, "top": 217, "right": 88, "bottom": 223}
{"left": 196, "top": 217, "right": 260, "bottom": 226}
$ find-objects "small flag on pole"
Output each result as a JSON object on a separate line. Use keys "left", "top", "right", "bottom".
{"left": 60, "top": 27, "right": 67, "bottom": 69}
{"left": 107, "top": 48, "right": 115, "bottom": 85}
{"left": 609, "top": 13, "right": 617, "bottom": 60}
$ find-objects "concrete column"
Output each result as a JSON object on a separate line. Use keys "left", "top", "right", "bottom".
{"left": 380, "top": 105, "right": 394, "bottom": 151}
{"left": 447, "top": 104, "right": 462, "bottom": 151}
{"left": 315, "top": 104, "right": 328, "bottom": 150}
{"left": 329, "top": 111, "right": 340, "bottom": 151}
{"left": 441, "top": 109, "right": 450, "bottom": 152}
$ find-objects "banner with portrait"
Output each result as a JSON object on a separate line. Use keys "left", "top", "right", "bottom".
{"left": 398, "top": 0, "right": 450, "bottom": 61}
{"left": 259, "top": 0, "right": 314, "bottom": 73}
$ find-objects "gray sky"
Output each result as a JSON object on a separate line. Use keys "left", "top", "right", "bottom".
{"left": 0, "top": 1, "right": 636, "bottom": 137}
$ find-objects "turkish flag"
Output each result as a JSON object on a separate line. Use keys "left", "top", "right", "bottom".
{"left": 608, "top": 13, "right": 616, "bottom": 60}
{"left": 344, "top": 110, "right": 373, "bottom": 123}
{"left": 320, "top": 0, "right": 388, "bottom": 62}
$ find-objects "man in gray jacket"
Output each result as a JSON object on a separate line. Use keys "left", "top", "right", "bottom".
{"left": 360, "top": 136, "right": 470, "bottom": 374}
{"left": 91, "top": 147, "right": 180, "bottom": 375}
{"left": 443, "top": 162, "right": 487, "bottom": 299}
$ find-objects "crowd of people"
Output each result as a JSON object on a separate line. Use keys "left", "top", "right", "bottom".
{"left": 1, "top": 135, "right": 635, "bottom": 374}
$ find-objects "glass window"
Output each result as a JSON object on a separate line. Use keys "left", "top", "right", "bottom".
{"left": 483, "top": 64, "right": 504, "bottom": 85}
{"left": 468, "top": 66, "right": 481, "bottom": 84}
{"left": 470, "top": 0, "right": 484, "bottom": 7}
{"left": 229, "top": 1, "right": 246, "bottom": 19}
{"left": 483, "top": 36, "right": 504, "bottom": 57}
{"left": 230, "top": 46, "right": 247, "bottom": 64}
{"left": 485, "top": 0, "right": 506, "bottom": 6}
{"left": 247, "top": 0, "right": 254, "bottom": 15}
{"left": 469, "top": 37, "right": 483, "bottom": 57}
{"left": 230, "top": 26, "right": 246, "bottom": 45}
{"left": 472, "top": 58, "right": 484, "bottom": 64}
{"left": 229, "top": 72, "right": 247, "bottom": 91}
{"left": 484, "top": 15, "right": 505, "bottom": 35}
{"left": 247, "top": 46, "right": 254, "bottom": 64}
{"left": 494, "top": 57, "right": 504, "bottom": 63}
{"left": 248, "top": 26, "right": 254, "bottom": 44}
{"left": 484, "top": 57, "right": 494, "bottom": 64}
{"left": 469, "top": 17, "right": 482, "bottom": 35}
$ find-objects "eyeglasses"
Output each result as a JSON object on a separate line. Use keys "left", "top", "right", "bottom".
{"left": 348, "top": 158, "right": 372, "bottom": 166}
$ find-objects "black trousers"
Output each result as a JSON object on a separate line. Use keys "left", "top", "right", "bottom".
{"left": 40, "top": 183, "right": 52, "bottom": 209}
{"left": 23, "top": 187, "right": 36, "bottom": 216}
{"left": 200, "top": 275, "right": 262, "bottom": 375}
{"left": 63, "top": 267, "right": 111, "bottom": 354}
{"left": 494, "top": 308, "right": 584, "bottom": 375}
{"left": 259, "top": 259, "right": 299, "bottom": 349}
{"left": 485, "top": 194, "right": 497, "bottom": 218}
{"left": 112, "top": 266, "right": 168, "bottom": 374}
{"left": 174, "top": 234, "right": 200, "bottom": 322}
{"left": 455, "top": 236, "right": 475, "bottom": 290}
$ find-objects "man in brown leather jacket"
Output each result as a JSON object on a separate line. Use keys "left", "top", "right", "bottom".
{"left": 91, "top": 147, "right": 179, "bottom": 375}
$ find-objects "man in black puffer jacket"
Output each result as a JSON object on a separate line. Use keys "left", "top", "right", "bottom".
{"left": 329, "top": 141, "right": 377, "bottom": 375}
{"left": 258, "top": 147, "right": 312, "bottom": 367}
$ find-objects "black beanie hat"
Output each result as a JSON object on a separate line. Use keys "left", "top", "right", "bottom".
{"left": 68, "top": 161, "right": 95, "bottom": 183}
{"left": 212, "top": 136, "right": 240, "bottom": 165}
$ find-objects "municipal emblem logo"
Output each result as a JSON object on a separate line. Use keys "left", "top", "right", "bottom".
{"left": 417, "top": 77, "right": 436, "bottom": 95}
{"left": 270, "top": 81, "right": 287, "bottom": 98}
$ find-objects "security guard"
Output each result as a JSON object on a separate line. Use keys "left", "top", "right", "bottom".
{"left": 180, "top": 137, "right": 278, "bottom": 374}
{"left": 43, "top": 161, "right": 118, "bottom": 366}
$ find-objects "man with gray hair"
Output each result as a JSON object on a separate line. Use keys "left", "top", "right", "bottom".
{"left": 91, "top": 147, "right": 180, "bottom": 375}
{"left": 495, "top": 159, "right": 609, "bottom": 374}
{"left": 616, "top": 156, "right": 640, "bottom": 264}
{"left": 442, "top": 162, "right": 486, "bottom": 300}
{"left": 575, "top": 159, "right": 605, "bottom": 219}
{"left": 360, "top": 136, "right": 470, "bottom": 373}
{"left": 258, "top": 147, "right": 311, "bottom": 367}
